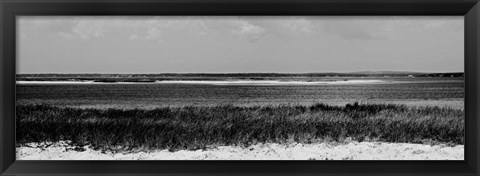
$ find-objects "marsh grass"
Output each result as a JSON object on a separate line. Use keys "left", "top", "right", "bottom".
{"left": 16, "top": 102, "right": 464, "bottom": 151}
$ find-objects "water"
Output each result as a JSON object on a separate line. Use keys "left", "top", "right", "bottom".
{"left": 16, "top": 77, "right": 464, "bottom": 109}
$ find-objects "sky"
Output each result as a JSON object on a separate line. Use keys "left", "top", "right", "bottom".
{"left": 17, "top": 16, "right": 464, "bottom": 74}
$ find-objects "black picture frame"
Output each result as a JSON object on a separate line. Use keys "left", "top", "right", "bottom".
{"left": 1, "top": 0, "right": 479, "bottom": 175}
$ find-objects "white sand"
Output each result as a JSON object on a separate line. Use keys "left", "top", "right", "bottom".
{"left": 16, "top": 80, "right": 387, "bottom": 85}
{"left": 17, "top": 141, "right": 463, "bottom": 160}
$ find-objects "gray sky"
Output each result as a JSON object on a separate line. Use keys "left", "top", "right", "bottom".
{"left": 17, "top": 16, "right": 464, "bottom": 74}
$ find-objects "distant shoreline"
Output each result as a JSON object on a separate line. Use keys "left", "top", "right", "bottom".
{"left": 16, "top": 72, "right": 465, "bottom": 78}
{"left": 16, "top": 79, "right": 389, "bottom": 85}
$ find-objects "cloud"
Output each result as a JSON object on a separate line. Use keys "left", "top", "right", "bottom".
{"left": 232, "top": 20, "right": 265, "bottom": 35}
{"left": 282, "top": 18, "right": 315, "bottom": 33}
{"left": 145, "top": 27, "right": 163, "bottom": 41}
{"left": 52, "top": 17, "right": 212, "bottom": 41}
{"left": 316, "top": 18, "right": 395, "bottom": 40}
{"left": 18, "top": 16, "right": 463, "bottom": 43}
{"left": 314, "top": 16, "right": 463, "bottom": 40}
{"left": 223, "top": 17, "right": 315, "bottom": 42}
{"left": 230, "top": 20, "right": 267, "bottom": 42}
{"left": 128, "top": 34, "right": 141, "bottom": 40}
{"left": 57, "top": 32, "right": 79, "bottom": 40}
{"left": 65, "top": 20, "right": 104, "bottom": 39}
{"left": 19, "top": 16, "right": 317, "bottom": 42}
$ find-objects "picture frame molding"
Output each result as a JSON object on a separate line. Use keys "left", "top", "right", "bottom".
{"left": 1, "top": 0, "right": 479, "bottom": 175}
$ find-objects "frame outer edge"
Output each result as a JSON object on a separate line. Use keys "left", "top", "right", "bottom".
{"left": 1, "top": 1, "right": 16, "bottom": 175}
{"left": 0, "top": 0, "right": 5, "bottom": 174}
{"left": 475, "top": 2, "right": 480, "bottom": 174}
{"left": 1, "top": 0, "right": 480, "bottom": 176}
{"left": 465, "top": 1, "right": 480, "bottom": 175}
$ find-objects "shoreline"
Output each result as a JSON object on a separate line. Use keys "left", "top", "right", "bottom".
{"left": 17, "top": 141, "right": 464, "bottom": 160}
{"left": 16, "top": 80, "right": 388, "bottom": 85}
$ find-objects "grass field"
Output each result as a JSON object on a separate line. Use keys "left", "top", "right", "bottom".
{"left": 16, "top": 102, "right": 464, "bottom": 152}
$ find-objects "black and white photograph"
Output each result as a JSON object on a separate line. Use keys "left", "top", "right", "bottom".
{"left": 15, "top": 16, "right": 464, "bottom": 160}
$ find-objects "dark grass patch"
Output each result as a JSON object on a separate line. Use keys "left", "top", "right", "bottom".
{"left": 16, "top": 103, "right": 464, "bottom": 151}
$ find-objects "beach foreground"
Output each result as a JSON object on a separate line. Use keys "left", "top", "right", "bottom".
{"left": 17, "top": 141, "right": 463, "bottom": 160}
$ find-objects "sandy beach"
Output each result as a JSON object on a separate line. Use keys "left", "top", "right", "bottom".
{"left": 17, "top": 141, "right": 463, "bottom": 160}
